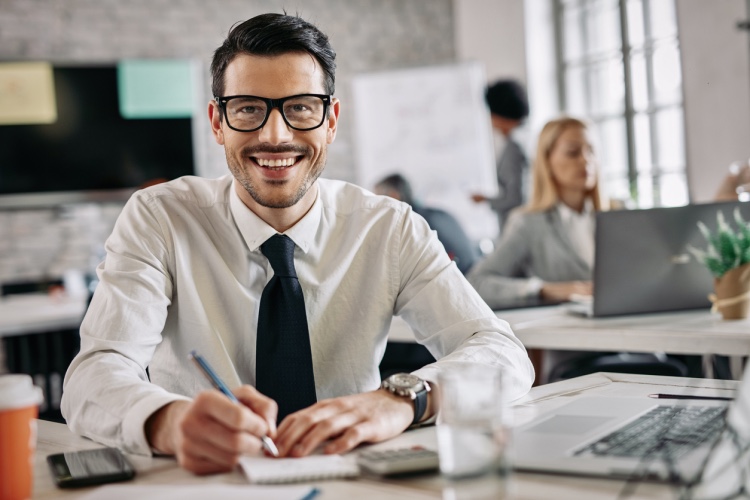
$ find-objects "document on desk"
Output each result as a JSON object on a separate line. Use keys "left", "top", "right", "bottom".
{"left": 240, "top": 453, "right": 360, "bottom": 483}
{"left": 79, "top": 484, "right": 318, "bottom": 500}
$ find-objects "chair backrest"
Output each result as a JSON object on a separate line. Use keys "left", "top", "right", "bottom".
{"left": 550, "top": 352, "right": 689, "bottom": 382}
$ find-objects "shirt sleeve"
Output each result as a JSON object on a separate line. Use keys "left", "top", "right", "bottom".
{"left": 466, "top": 211, "right": 543, "bottom": 310}
{"left": 61, "top": 192, "right": 190, "bottom": 456}
{"left": 392, "top": 209, "right": 534, "bottom": 402}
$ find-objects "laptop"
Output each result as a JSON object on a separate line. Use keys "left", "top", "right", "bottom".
{"left": 570, "top": 200, "right": 750, "bottom": 317}
{"left": 512, "top": 366, "right": 750, "bottom": 484}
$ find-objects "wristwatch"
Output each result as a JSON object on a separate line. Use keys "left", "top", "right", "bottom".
{"left": 380, "top": 373, "right": 431, "bottom": 425}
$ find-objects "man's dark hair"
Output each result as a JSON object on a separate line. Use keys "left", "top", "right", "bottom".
{"left": 210, "top": 13, "right": 337, "bottom": 98}
{"left": 375, "top": 174, "right": 415, "bottom": 206}
{"left": 485, "top": 80, "right": 529, "bottom": 120}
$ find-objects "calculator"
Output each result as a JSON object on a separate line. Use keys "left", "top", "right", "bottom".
{"left": 356, "top": 445, "right": 440, "bottom": 475}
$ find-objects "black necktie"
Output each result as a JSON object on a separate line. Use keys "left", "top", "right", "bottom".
{"left": 256, "top": 234, "right": 317, "bottom": 422}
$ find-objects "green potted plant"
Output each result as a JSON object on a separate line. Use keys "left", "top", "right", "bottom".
{"left": 689, "top": 208, "right": 750, "bottom": 319}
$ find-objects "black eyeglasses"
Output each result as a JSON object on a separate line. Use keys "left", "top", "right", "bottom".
{"left": 215, "top": 94, "right": 332, "bottom": 132}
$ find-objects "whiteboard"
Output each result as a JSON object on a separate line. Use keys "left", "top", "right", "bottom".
{"left": 351, "top": 62, "right": 499, "bottom": 242}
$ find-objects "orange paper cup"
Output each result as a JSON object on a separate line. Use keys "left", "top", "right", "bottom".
{"left": 0, "top": 375, "right": 43, "bottom": 500}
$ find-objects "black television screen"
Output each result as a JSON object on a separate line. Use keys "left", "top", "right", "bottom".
{"left": 0, "top": 64, "right": 195, "bottom": 196}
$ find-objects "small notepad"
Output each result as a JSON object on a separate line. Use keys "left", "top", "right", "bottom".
{"left": 239, "top": 454, "right": 360, "bottom": 484}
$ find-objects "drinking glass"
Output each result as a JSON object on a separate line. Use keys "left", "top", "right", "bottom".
{"left": 437, "top": 365, "right": 509, "bottom": 499}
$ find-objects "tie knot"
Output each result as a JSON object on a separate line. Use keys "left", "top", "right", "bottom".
{"left": 261, "top": 234, "right": 297, "bottom": 277}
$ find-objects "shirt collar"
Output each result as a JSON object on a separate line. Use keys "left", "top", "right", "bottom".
{"left": 556, "top": 198, "right": 594, "bottom": 223}
{"left": 229, "top": 180, "right": 321, "bottom": 254}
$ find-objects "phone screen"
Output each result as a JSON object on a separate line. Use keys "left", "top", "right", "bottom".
{"left": 47, "top": 447, "right": 136, "bottom": 488}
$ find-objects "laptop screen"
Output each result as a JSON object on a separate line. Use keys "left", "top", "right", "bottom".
{"left": 592, "top": 200, "right": 750, "bottom": 317}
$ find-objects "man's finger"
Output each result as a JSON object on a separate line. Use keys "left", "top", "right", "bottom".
{"left": 194, "top": 390, "right": 268, "bottom": 436}
{"left": 233, "top": 385, "right": 278, "bottom": 435}
{"left": 288, "top": 410, "right": 362, "bottom": 457}
{"left": 323, "top": 421, "right": 374, "bottom": 455}
{"left": 275, "top": 402, "right": 343, "bottom": 456}
{"left": 183, "top": 413, "right": 262, "bottom": 456}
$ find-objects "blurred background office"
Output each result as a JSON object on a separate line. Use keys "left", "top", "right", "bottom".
{"left": 1, "top": 0, "right": 749, "bottom": 411}
{"left": 374, "top": 173, "right": 479, "bottom": 274}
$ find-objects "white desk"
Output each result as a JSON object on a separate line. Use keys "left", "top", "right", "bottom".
{"left": 389, "top": 306, "right": 750, "bottom": 356}
{"left": 32, "top": 373, "right": 740, "bottom": 499}
{"left": 0, "top": 293, "right": 87, "bottom": 338}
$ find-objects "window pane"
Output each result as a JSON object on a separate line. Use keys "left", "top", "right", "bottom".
{"left": 602, "top": 176, "right": 631, "bottom": 203}
{"left": 565, "top": 65, "right": 588, "bottom": 115}
{"left": 658, "top": 172, "right": 689, "bottom": 206}
{"left": 627, "top": 0, "right": 645, "bottom": 47}
{"left": 594, "top": 118, "right": 628, "bottom": 179}
{"left": 590, "top": 58, "right": 625, "bottom": 115}
{"left": 648, "top": 0, "right": 677, "bottom": 39}
{"left": 585, "top": 0, "right": 621, "bottom": 56}
{"left": 563, "top": 6, "right": 584, "bottom": 62}
{"left": 636, "top": 174, "right": 655, "bottom": 208}
{"left": 654, "top": 107, "right": 684, "bottom": 169}
{"left": 652, "top": 42, "right": 682, "bottom": 105}
{"left": 633, "top": 113, "right": 652, "bottom": 173}
{"left": 629, "top": 51, "right": 648, "bottom": 111}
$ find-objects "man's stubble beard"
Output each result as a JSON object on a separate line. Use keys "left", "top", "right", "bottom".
{"left": 227, "top": 145, "right": 326, "bottom": 209}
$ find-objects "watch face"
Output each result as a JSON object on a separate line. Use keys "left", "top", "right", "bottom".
{"left": 389, "top": 373, "right": 420, "bottom": 389}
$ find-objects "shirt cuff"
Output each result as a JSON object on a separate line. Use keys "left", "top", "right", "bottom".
{"left": 525, "top": 277, "right": 544, "bottom": 297}
{"left": 122, "top": 393, "right": 192, "bottom": 456}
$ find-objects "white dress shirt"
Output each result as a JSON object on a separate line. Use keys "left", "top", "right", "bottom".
{"left": 62, "top": 175, "right": 534, "bottom": 455}
{"left": 556, "top": 200, "right": 596, "bottom": 269}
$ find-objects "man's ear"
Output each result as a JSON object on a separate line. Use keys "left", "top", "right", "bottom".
{"left": 208, "top": 100, "right": 225, "bottom": 145}
{"left": 326, "top": 98, "right": 340, "bottom": 144}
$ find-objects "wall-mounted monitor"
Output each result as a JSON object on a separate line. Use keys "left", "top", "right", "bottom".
{"left": 0, "top": 61, "right": 195, "bottom": 205}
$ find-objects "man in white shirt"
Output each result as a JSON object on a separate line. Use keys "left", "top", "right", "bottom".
{"left": 62, "top": 13, "right": 534, "bottom": 475}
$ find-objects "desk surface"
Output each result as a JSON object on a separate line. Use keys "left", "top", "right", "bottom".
{"left": 388, "top": 306, "right": 750, "bottom": 356}
{"left": 0, "top": 293, "right": 87, "bottom": 337}
{"left": 32, "top": 373, "right": 740, "bottom": 499}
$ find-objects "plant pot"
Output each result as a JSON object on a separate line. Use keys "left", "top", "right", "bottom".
{"left": 712, "top": 263, "right": 750, "bottom": 320}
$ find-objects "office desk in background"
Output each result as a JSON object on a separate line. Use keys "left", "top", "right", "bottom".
{"left": 388, "top": 305, "right": 750, "bottom": 381}
{"left": 0, "top": 293, "right": 87, "bottom": 338}
{"left": 32, "top": 372, "right": 740, "bottom": 499}
{"left": 0, "top": 293, "right": 88, "bottom": 421}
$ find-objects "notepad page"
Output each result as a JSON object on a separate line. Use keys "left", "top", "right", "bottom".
{"left": 240, "top": 454, "right": 360, "bottom": 484}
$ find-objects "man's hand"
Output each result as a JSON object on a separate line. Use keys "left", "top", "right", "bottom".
{"left": 273, "top": 389, "right": 416, "bottom": 458}
{"left": 540, "top": 280, "right": 593, "bottom": 302}
{"left": 145, "top": 386, "right": 277, "bottom": 475}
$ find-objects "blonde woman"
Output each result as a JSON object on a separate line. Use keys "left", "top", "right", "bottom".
{"left": 468, "top": 116, "right": 611, "bottom": 309}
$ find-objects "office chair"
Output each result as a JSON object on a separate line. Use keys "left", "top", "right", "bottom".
{"left": 549, "top": 352, "right": 689, "bottom": 383}
{"left": 379, "top": 343, "right": 435, "bottom": 380}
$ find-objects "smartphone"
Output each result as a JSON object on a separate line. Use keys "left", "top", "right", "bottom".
{"left": 47, "top": 447, "right": 136, "bottom": 488}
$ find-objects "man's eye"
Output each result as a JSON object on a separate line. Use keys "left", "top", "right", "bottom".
{"left": 238, "top": 106, "right": 262, "bottom": 114}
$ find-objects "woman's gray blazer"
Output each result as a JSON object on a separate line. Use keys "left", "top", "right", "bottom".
{"left": 467, "top": 208, "right": 592, "bottom": 310}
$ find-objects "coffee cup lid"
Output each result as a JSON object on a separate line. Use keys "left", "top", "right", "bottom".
{"left": 0, "top": 374, "right": 44, "bottom": 411}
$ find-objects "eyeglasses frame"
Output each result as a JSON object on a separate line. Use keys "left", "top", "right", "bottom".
{"left": 214, "top": 93, "right": 332, "bottom": 133}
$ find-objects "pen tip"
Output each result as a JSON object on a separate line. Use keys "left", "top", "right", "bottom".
{"left": 647, "top": 394, "right": 658, "bottom": 398}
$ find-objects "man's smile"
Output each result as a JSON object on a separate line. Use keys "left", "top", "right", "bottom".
{"left": 255, "top": 157, "right": 297, "bottom": 168}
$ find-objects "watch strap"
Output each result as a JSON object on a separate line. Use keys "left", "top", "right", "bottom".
{"left": 411, "top": 382, "right": 429, "bottom": 425}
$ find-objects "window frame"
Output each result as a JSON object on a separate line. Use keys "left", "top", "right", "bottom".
{"left": 554, "top": 0, "right": 687, "bottom": 208}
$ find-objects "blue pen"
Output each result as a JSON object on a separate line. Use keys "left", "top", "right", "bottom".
{"left": 189, "top": 350, "right": 279, "bottom": 457}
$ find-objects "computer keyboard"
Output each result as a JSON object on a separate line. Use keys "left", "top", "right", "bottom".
{"left": 575, "top": 405, "right": 727, "bottom": 460}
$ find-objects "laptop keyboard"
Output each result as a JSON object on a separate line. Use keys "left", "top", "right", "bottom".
{"left": 574, "top": 405, "right": 727, "bottom": 460}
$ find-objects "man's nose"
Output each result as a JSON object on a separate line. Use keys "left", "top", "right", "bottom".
{"left": 258, "top": 108, "right": 293, "bottom": 144}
